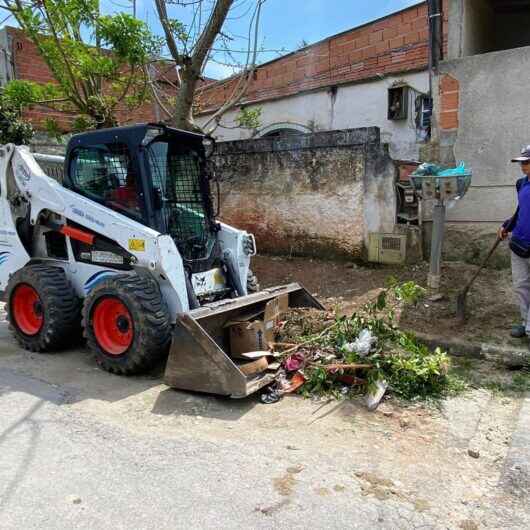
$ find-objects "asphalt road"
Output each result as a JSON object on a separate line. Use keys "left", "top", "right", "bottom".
{"left": 1, "top": 321, "right": 529, "bottom": 530}
{"left": 0, "top": 369, "right": 421, "bottom": 530}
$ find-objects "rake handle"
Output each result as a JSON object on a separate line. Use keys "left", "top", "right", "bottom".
{"left": 462, "top": 236, "right": 502, "bottom": 295}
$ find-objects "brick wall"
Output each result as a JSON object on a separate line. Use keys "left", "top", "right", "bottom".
{"left": 438, "top": 74, "right": 459, "bottom": 130}
{"left": 197, "top": 2, "right": 432, "bottom": 114}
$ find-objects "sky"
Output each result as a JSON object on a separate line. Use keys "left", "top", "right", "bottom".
{"left": 2, "top": 0, "right": 422, "bottom": 80}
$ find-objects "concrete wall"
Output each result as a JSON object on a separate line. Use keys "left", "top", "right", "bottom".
{"left": 197, "top": 71, "right": 430, "bottom": 162}
{"left": 213, "top": 127, "right": 396, "bottom": 259}
{"left": 430, "top": 45, "right": 530, "bottom": 266}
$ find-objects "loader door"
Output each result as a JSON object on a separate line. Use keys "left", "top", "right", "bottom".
{"left": 146, "top": 139, "right": 215, "bottom": 260}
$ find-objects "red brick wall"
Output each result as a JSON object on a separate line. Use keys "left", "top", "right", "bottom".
{"left": 438, "top": 74, "right": 459, "bottom": 130}
{"left": 197, "top": 2, "right": 432, "bottom": 113}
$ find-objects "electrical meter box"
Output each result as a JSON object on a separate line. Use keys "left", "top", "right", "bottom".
{"left": 368, "top": 233, "right": 407, "bottom": 265}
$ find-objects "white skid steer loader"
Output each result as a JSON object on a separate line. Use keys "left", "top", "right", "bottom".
{"left": 0, "top": 124, "right": 322, "bottom": 397}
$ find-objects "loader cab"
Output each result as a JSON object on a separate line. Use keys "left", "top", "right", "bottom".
{"left": 64, "top": 124, "right": 218, "bottom": 262}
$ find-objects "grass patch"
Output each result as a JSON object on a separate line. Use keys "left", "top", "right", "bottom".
{"left": 449, "top": 358, "right": 530, "bottom": 396}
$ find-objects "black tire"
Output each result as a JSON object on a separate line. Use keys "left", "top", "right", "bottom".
{"left": 6, "top": 264, "right": 81, "bottom": 352}
{"left": 247, "top": 270, "right": 260, "bottom": 293}
{"left": 82, "top": 274, "right": 171, "bottom": 375}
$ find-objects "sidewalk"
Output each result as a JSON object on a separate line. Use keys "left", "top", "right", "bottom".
{"left": 413, "top": 331, "right": 530, "bottom": 368}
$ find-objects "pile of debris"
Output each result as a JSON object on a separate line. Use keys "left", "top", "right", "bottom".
{"left": 260, "top": 281, "right": 454, "bottom": 407}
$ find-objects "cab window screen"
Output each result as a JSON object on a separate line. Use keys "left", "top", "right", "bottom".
{"left": 69, "top": 143, "right": 142, "bottom": 219}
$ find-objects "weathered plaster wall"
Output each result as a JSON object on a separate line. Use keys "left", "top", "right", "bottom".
{"left": 197, "top": 71, "right": 429, "bottom": 162}
{"left": 214, "top": 128, "right": 396, "bottom": 258}
{"left": 430, "top": 45, "right": 530, "bottom": 266}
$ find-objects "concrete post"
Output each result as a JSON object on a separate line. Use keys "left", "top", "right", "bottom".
{"left": 428, "top": 200, "right": 446, "bottom": 290}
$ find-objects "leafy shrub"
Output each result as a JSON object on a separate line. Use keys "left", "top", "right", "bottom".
{"left": 0, "top": 91, "right": 34, "bottom": 145}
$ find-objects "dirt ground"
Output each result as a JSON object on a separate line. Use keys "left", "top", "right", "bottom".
{"left": 252, "top": 255, "right": 520, "bottom": 347}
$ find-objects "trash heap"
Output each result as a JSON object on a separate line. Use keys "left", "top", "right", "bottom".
{"left": 262, "top": 280, "right": 453, "bottom": 407}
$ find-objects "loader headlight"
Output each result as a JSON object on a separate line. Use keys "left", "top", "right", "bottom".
{"left": 242, "top": 234, "right": 256, "bottom": 256}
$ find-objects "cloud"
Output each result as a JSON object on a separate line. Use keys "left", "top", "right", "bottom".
{"left": 204, "top": 61, "right": 240, "bottom": 81}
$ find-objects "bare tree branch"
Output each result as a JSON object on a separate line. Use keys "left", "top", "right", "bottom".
{"left": 202, "top": 0, "right": 264, "bottom": 134}
{"left": 154, "top": 0, "right": 183, "bottom": 65}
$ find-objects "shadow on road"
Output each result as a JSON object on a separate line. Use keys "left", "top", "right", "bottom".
{"left": 151, "top": 387, "right": 257, "bottom": 421}
{"left": 0, "top": 321, "right": 259, "bottom": 419}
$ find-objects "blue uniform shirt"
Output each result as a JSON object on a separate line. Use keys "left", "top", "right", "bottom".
{"left": 512, "top": 177, "right": 530, "bottom": 245}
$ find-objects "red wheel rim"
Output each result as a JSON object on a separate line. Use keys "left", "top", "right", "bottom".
{"left": 92, "top": 297, "right": 133, "bottom": 356}
{"left": 12, "top": 283, "right": 44, "bottom": 336}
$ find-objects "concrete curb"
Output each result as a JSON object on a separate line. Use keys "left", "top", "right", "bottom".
{"left": 410, "top": 331, "right": 530, "bottom": 368}
{"left": 501, "top": 395, "right": 530, "bottom": 497}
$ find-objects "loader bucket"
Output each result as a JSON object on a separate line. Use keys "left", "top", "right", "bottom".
{"left": 163, "top": 283, "right": 324, "bottom": 398}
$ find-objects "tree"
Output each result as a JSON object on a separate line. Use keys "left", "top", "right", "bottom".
{"left": 153, "top": 0, "right": 266, "bottom": 133}
{"left": 1, "top": 0, "right": 162, "bottom": 129}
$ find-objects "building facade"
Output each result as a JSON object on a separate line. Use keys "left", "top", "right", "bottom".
{"left": 430, "top": 0, "right": 530, "bottom": 265}
{"left": 196, "top": 2, "right": 435, "bottom": 162}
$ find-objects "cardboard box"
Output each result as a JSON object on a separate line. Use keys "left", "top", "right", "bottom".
{"left": 227, "top": 294, "right": 288, "bottom": 356}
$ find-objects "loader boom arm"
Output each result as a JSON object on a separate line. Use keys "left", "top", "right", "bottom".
{"left": 1, "top": 144, "right": 190, "bottom": 315}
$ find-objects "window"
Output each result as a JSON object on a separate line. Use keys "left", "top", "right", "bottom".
{"left": 69, "top": 143, "right": 142, "bottom": 219}
{"left": 452, "top": 0, "right": 530, "bottom": 58}
{"left": 388, "top": 86, "right": 409, "bottom": 120}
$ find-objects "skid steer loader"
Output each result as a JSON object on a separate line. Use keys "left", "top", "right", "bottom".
{"left": 0, "top": 124, "right": 321, "bottom": 397}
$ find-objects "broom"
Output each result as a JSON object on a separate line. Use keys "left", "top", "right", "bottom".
{"left": 455, "top": 236, "right": 502, "bottom": 323}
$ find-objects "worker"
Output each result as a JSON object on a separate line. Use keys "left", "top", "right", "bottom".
{"left": 498, "top": 145, "right": 530, "bottom": 339}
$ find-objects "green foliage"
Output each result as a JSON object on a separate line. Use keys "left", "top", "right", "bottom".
{"left": 0, "top": 90, "right": 34, "bottom": 145}
{"left": 292, "top": 281, "right": 457, "bottom": 401}
{"left": 6, "top": 0, "right": 162, "bottom": 128}
{"left": 44, "top": 118, "right": 62, "bottom": 141}
{"left": 167, "top": 19, "right": 189, "bottom": 46}
{"left": 373, "top": 347, "right": 450, "bottom": 400}
{"left": 235, "top": 107, "right": 262, "bottom": 129}
{"left": 72, "top": 116, "right": 96, "bottom": 133}
{"left": 385, "top": 276, "right": 426, "bottom": 304}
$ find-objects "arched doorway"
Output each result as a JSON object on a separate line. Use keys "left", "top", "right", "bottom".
{"left": 255, "top": 122, "right": 311, "bottom": 138}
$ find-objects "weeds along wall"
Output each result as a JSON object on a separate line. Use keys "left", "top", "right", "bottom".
{"left": 213, "top": 127, "right": 396, "bottom": 259}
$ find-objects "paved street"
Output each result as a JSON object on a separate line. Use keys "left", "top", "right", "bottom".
{"left": 1, "top": 322, "right": 529, "bottom": 530}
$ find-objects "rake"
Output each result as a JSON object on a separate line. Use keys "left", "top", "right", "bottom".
{"left": 455, "top": 236, "right": 502, "bottom": 323}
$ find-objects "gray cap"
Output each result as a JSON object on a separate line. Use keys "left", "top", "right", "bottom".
{"left": 512, "top": 145, "right": 530, "bottom": 162}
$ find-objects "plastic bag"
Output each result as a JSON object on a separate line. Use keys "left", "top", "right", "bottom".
{"left": 343, "top": 329, "right": 376, "bottom": 357}
{"left": 413, "top": 162, "right": 443, "bottom": 176}
{"left": 437, "top": 161, "right": 470, "bottom": 176}
{"left": 365, "top": 379, "right": 388, "bottom": 411}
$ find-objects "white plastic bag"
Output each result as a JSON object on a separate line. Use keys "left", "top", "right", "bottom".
{"left": 365, "top": 379, "right": 388, "bottom": 411}
{"left": 343, "top": 329, "right": 376, "bottom": 357}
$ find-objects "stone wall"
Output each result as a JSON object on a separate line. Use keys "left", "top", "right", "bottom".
{"left": 213, "top": 127, "right": 396, "bottom": 259}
